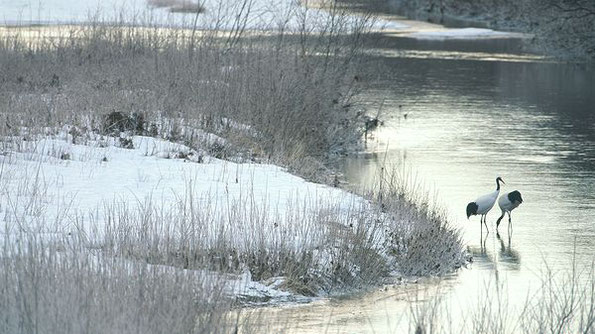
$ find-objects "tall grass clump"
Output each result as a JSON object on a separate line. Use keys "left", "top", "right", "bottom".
{"left": 73, "top": 165, "right": 464, "bottom": 297}
{"left": 0, "top": 233, "right": 237, "bottom": 334}
{"left": 0, "top": 3, "right": 376, "bottom": 179}
{"left": 409, "top": 258, "right": 595, "bottom": 334}
{"left": 367, "top": 166, "right": 467, "bottom": 276}
{"left": 78, "top": 193, "right": 389, "bottom": 297}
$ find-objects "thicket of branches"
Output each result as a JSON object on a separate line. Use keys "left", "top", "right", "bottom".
{"left": 386, "top": 0, "right": 595, "bottom": 61}
{"left": 0, "top": 2, "right": 375, "bottom": 183}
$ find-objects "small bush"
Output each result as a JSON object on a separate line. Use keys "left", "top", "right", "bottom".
{"left": 148, "top": 0, "right": 206, "bottom": 13}
{"left": 367, "top": 166, "right": 466, "bottom": 276}
{"left": 103, "top": 111, "right": 145, "bottom": 135}
{"left": 119, "top": 137, "right": 134, "bottom": 149}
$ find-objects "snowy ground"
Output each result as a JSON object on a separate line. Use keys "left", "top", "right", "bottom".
{"left": 402, "top": 27, "right": 527, "bottom": 40}
{"left": 0, "top": 0, "right": 525, "bottom": 40}
{"left": 1, "top": 134, "right": 356, "bottom": 233}
{"left": 0, "top": 0, "right": 407, "bottom": 31}
{"left": 0, "top": 129, "right": 377, "bottom": 304}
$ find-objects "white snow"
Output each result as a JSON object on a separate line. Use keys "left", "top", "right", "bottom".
{"left": 0, "top": 133, "right": 362, "bottom": 232}
{"left": 0, "top": 0, "right": 409, "bottom": 32}
{"left": 0, "top": 131, "right": 370, "bottom": 302}
{"left": 404, "top": 27, "right": 523, "bottom": 40}
{"left": 0, "top": 0, "right": 531, "bottom": 42}
{"left": 1, "top": 1, "right": 527, "bottom": 41}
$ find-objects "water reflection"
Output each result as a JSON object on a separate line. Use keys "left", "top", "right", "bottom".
{"left": 333, "top": 32, "right": 595, "bottom": 331}
{"left": 343, "top": 50, "right": 595, "bottom": 262}
{"left": 468, "top": 241, "right": 492, "bottom": 269}
{"left": 497, "top": 232, "right": 521, "bottom": 270}
{"left": 251, "top": 21, "right": 595, "bottom": 333}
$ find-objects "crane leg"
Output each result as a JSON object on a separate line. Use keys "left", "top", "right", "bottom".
{"left": 483, "top": 215, "right": 489, "bottom": 233}
{"left": 496, "top": 210, "right": 505, "bottom": 231}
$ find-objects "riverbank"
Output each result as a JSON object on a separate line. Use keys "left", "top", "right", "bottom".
{"left": 378, "top": 0, "right": 594, "bottom": 61}
{"left": 0, "top": 9, "right": 468, "bottom": 331}
{"left": 0, "top": 110, "right": 466, "bottom": 331}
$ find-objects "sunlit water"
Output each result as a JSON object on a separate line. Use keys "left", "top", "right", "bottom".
{"left": 249, "top": 35, "right": 595, "bottom": 332}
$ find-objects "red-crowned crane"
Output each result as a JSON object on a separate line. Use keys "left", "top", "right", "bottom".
{"left": 466, "top": 177, "right": 505, "bottom": 233}
{"left": 496, "top": 190, "right": 523, "bottom": 232}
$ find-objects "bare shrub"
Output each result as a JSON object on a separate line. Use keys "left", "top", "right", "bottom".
{"left": 0, "top": 7, "right": 374, "bottom": 173}
{"left": 148, "top": 0, "right": 206, "bottom": 14}
{"left": 103, "top": 111, "right": 146, "bottom": 135}
{"left": 366, "top": 166, "right": 467, "bottom": 276}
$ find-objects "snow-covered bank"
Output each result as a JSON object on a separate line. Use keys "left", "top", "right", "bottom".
{"left": 0, "top": 0, "right": 407, "bottom": 32}
{"left": 0, "top": 131, "right": 361, "bottom": 301}
{"left": 0, "top": 0, "right": 526, "bottom": 41}
{"left": 0, "top": 0, "right": 531, "bottom": 46}
{"left": 403, "top": 27, "right": 526, "bottom": 40}
{"left": 1, "top": 134, "right": 358, "bottom": 235}
{"left": 0, "top": 128, "right": 465, "bottom": 306}
{"left": 0, "top": 0, "right": 527, "bottom": 46}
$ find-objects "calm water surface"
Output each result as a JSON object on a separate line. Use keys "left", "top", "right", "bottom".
{"left": 252, "top": 35, "right": 595, "bottom": 332}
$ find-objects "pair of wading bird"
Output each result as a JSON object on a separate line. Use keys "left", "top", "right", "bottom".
{"left": 466, "top": 177, "right": 523, "bottom": 233}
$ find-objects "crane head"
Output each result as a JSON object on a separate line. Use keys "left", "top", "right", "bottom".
{"left": 509, "top": 190, "right": 523, "bottom": 204}
{"left": 466, "top": 202, "right": 478, "bottom": 219}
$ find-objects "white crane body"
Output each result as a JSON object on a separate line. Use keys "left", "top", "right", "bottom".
{"left": 496, "top": 190, "right": 523, "bottom": 231}
{"left": 466, "top": 177, "right": 505, "bottom": 233}
{"left": 474, "top": 190, "right": 500, "bottom": 215}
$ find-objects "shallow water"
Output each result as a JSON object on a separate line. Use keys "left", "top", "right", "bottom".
{"left": 250, "top": 34, "right": 595, "bottom": 332}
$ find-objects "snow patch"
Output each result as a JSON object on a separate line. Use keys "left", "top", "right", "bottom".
{"left": 0, "top": 0, "right": 409, "bottom": 32}
{"left": 0, "top": 133, "right": 370, "bottom": 303}
{"left": 404, "top": 28, "right": 522, "bottom": 40}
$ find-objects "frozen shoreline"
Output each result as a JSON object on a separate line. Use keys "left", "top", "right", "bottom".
{"left": 0, "top": 0, "right": 471, "bottom": 315}
{"left": 0, "top": 131, "right": 365, "bottom": 304}
{"left": 0, "top": 0, "right": 526, "bottom": 40}
{"left": 0, "top": 0, "right": 406, "bottom": 32}
{"left": 0, "top": 121, "right": 465, "bottom": 306}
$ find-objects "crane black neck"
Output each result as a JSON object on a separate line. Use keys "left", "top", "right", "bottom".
{"left": 496, "top": 178, "right": 502, "bottom": 190}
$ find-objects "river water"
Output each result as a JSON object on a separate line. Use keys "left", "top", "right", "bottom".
{"left": 249, "top": 22, "right": 595, "bottom": 334}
